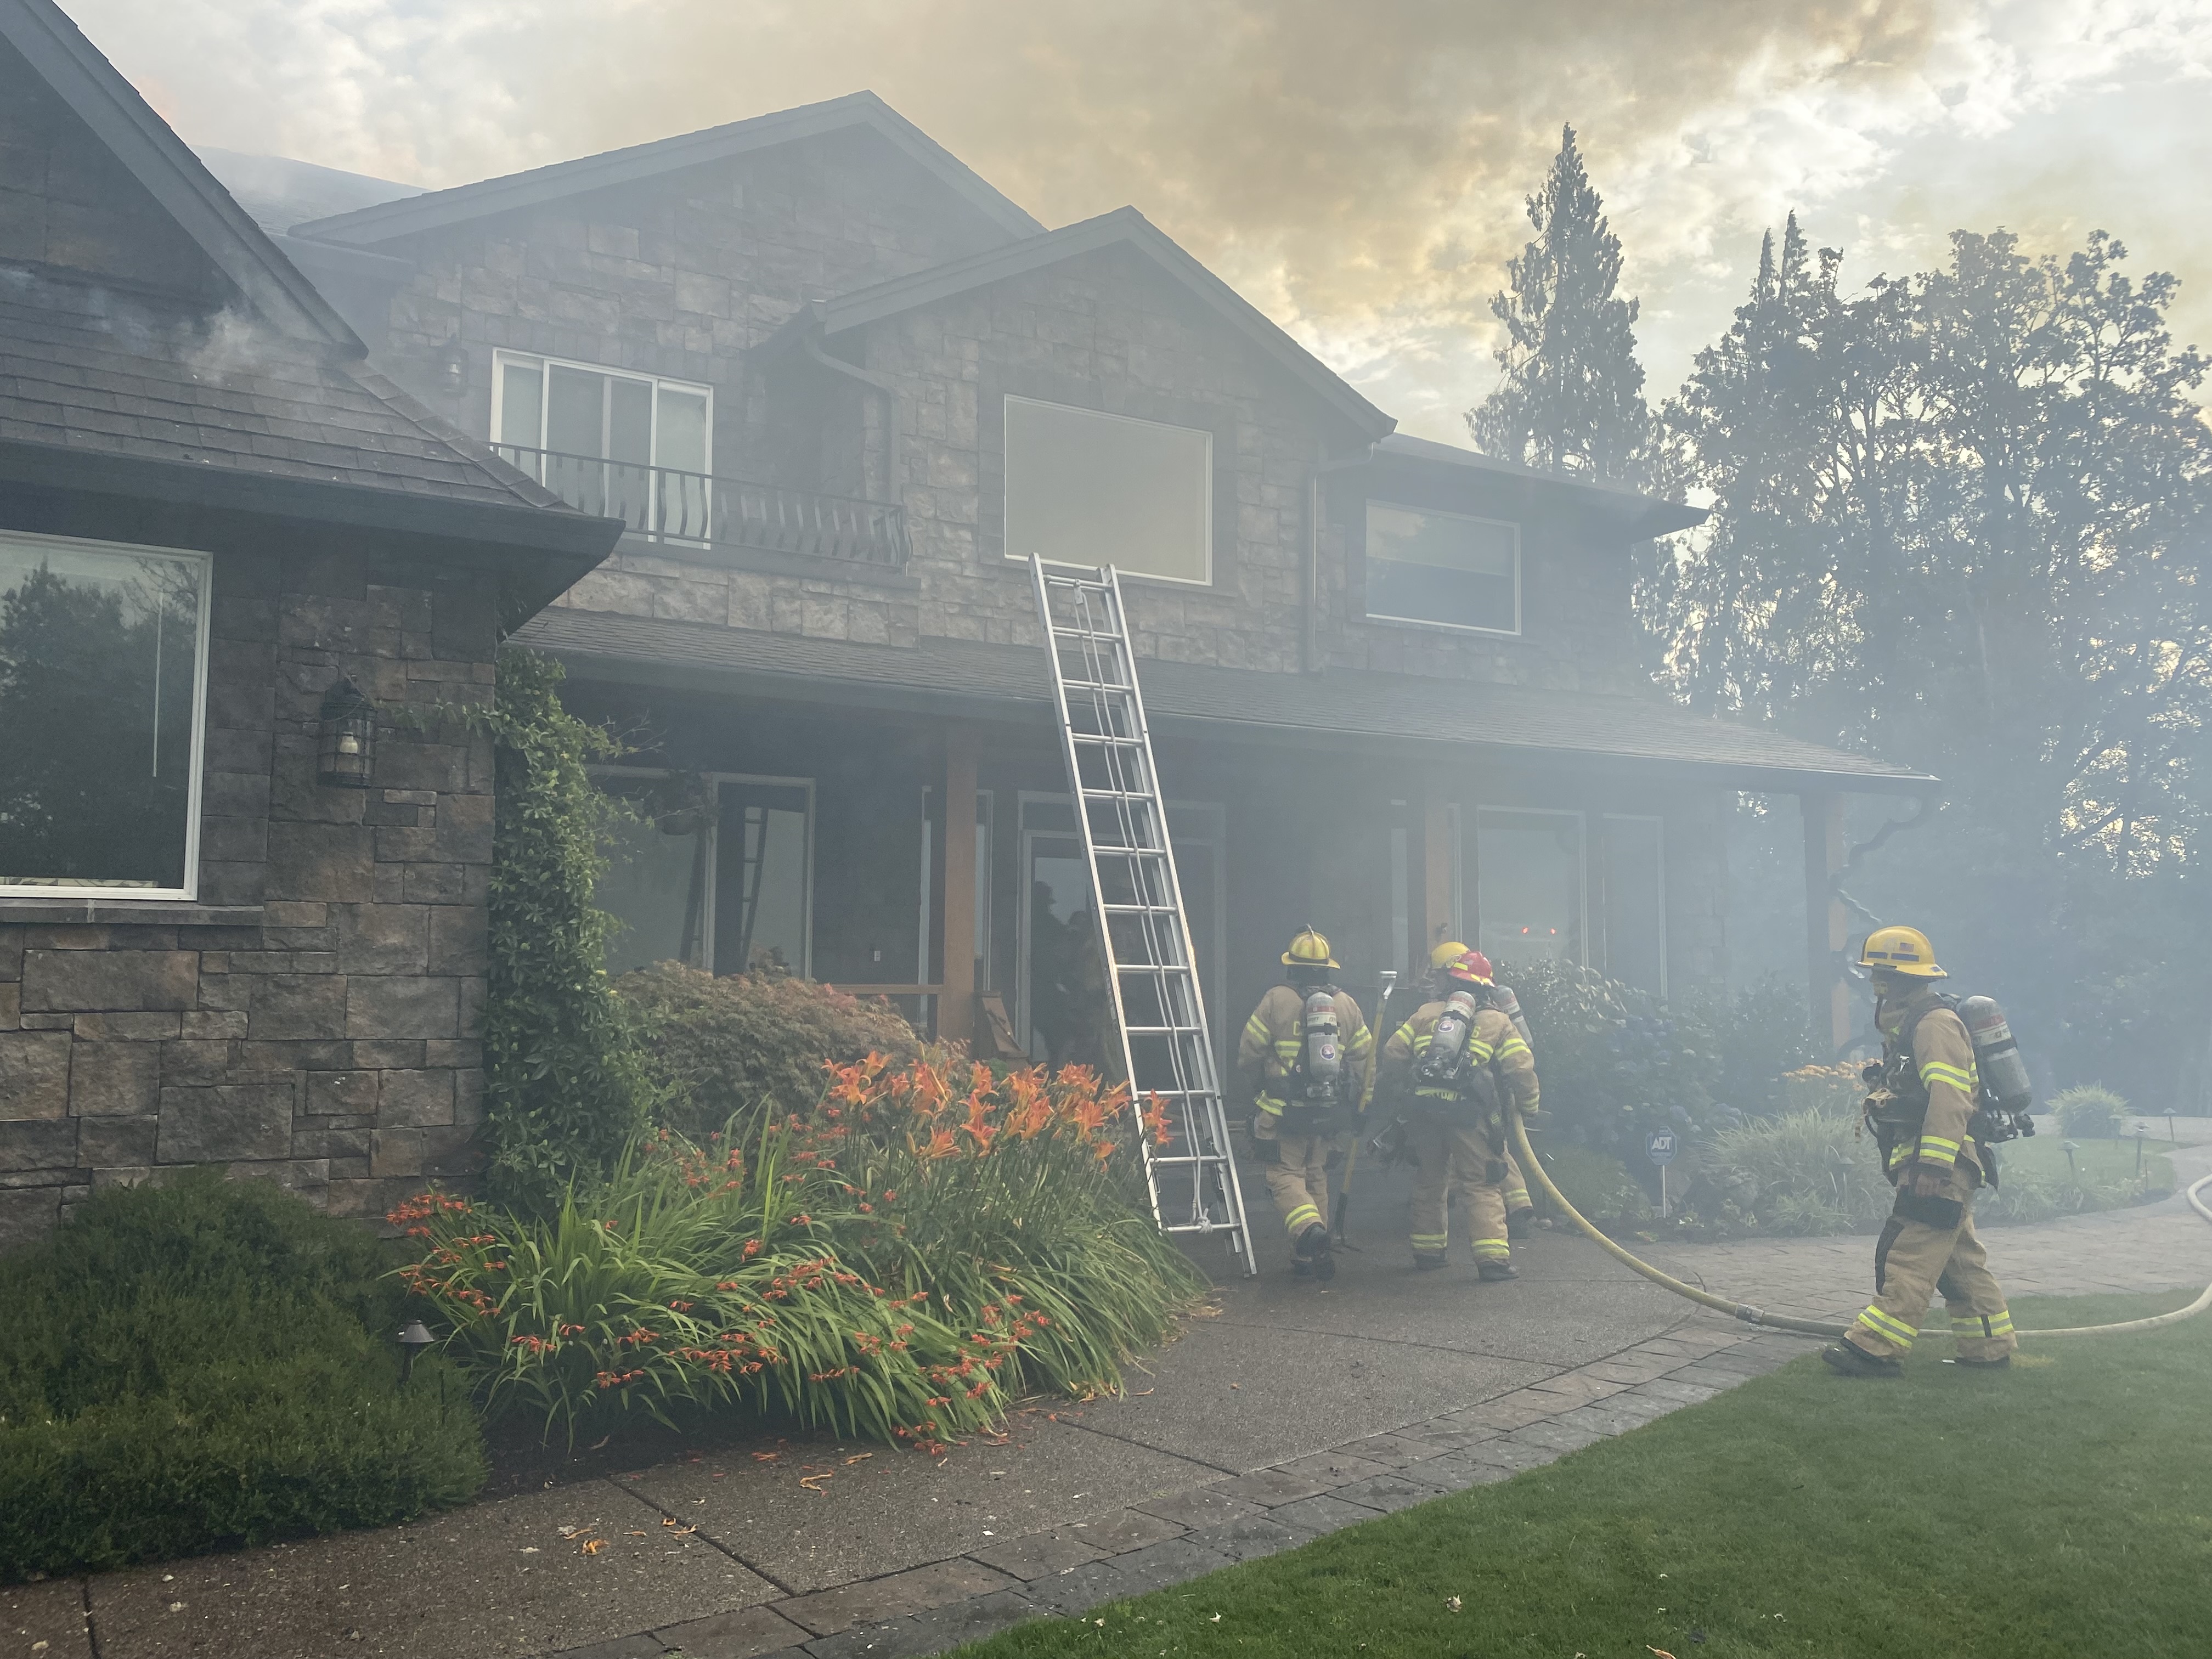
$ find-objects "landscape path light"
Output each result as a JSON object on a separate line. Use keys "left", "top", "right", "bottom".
{"left": 396, "top": 1319, "right": 436, "bottom": 1383}
{"left": 2135, "top": 1126, "right": 2147, "bottom": 1177}
{"left": 2164, "top": 1108, "right": 2180, "bottom": 1142}
{"left": 2061, "top": 1140, "right": 2081, "bottom": 1186}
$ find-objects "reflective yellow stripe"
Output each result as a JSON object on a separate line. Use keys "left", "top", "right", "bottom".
{"left": 1467, "top": 1039, "right": 1495, "bottom": 1063}
{"left": 1283, "top": 1205, "right": 1321, "bottom": 1234}
{"left": 1920, "top": 1061, "right": 1976, "bottom": 1091}
{"left": 1887, "top": 1142, "right": 1912, "bottom": 1169}
{"left": 1409, "top": 1233, "right": 1447, "bottom": 1248}
{"left": 1916, "top": 1136, "right": 1960, "bottom": 1164}
{"left": 1255, "top": 1099, "right": 1285, "bottom": 1116}
{"left": 1987, "top": 1311, "right": 2015, "bottom": 1334}
{"left": 1856, "top": 1306, "right": 1917, "bottom": 1347}
{"left": 1243, "top": 1013, "right": 1271, "bottom": 1038}
{"left": 1272, "top": 1040, "right": 1302, "bottom": 1060}
{"left": 1471, "top": 1238, "right": 1510, "bottom": 1260}
{"left": 1497, "top": 1037, "right": 1530, "bottom": 1059}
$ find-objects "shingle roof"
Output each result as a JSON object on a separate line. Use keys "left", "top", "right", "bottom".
{"left": 0, "top": 266, "right": 571, "bottom": 508}
{"left": 1372, "top": 434, "right": 1707, "bottom": 540}
{"left": 1, "top": 0, "right": 359, "bottom": 348}
{"left": 292, "top": 92, "right": 1043, "bottom": 248}
{"left": 811, "top": 207, "right": 1396, "bottom": 444}
{"left": 519, "top": 607, "right": 1935, "bottom": 793}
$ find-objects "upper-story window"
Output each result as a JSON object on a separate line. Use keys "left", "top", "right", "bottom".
{"left": 492, "top": 352, "right": 712, "bottom": 531}
{"left": 1005, "top": 397, "right": 1211, "bottom": 584}
{"left": 1, "top": 531, "right": 210, "bottom": 900}
{"left": 1365, "top": 501, "right": 1521, "bottom": 635}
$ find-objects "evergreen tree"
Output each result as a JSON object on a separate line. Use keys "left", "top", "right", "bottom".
{"left": 1469, "top": 123, "right": 1650, "bottom": 480}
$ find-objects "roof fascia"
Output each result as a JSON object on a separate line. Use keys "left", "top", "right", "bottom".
{"left": 292, "top": 92, "right": 1043, "bottom": 248}
{"left": 0, "top": 0, "right": 363, "bottom": 351}
{"left": 1366, "top": 438, "right": 1707, "bottom": 540}
{"left": 815, "top": 207, "right": 1397, "bottom": 443}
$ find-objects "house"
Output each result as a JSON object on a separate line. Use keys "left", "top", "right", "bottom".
{"left": 0, "top": 0, "right": 623, "bottom": 1244}
{"left": 261, "top": 91, "right": 1932, "bottom": 1082}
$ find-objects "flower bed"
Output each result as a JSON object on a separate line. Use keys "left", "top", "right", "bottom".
{"left": 395, "top": 1054, "right": 1201, "bottom": 1448}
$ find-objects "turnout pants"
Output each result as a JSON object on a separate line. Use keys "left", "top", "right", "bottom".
{"left": 1848, "top": 1169, "right": 2016, "bottom": 1363}
{"left": 1260, "top": 1130, "right": 1331, "bottom": 1245}
{"left": 1500, "top": 1149, "right": 1532, "bottom": 1215}
{"left": 1407, "top": 1113, "right": 1509, "bottom": 1262}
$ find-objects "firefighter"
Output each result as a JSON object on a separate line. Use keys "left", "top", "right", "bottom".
{"left": 1238, "top": 928, "right": 1373, "bottom": 1282}
{"left": 1823, "top": 925, "right": 2017, "bottom": 1378}
{"left": 1379, "top": 945, "right": 1538, "bottom": 1278}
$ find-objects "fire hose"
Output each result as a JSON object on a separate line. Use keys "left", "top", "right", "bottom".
{"left": 1504, "top": 1109, "right": 2212, "bottom": 1343}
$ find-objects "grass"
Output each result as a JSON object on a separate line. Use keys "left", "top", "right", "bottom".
{"left": 950, "top": 1293, "right": 2210, "bottom": 1659}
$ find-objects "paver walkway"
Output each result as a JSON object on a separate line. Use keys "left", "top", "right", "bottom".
{"left": 8, "top": 1138, "right": 2205, "bottom": 1659}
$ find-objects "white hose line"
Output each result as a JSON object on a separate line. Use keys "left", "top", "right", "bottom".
{"left": 2011, "top": 1171, "right": 2212, "bottom": 1339}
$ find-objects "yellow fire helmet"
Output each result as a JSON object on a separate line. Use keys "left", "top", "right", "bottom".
{"left": 1429, "top": 940, "right": 1471, "bottom": 969}
{"left": 1283, "top": 927, "right": 1340, "bottom": 969}
{"left": 1859, "top": 924, "right": 1946, "bottom": 979}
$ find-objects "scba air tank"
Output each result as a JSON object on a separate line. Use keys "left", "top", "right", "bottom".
{"left": 1302, "top": 989, "right": 1342, "bottom": 1101}
{"left": 1488, "top": 983, "right": 1533, "bottom": 1049}
{"left": 1959, "top": 995, "right": 2034, "bottom": 1114}
{"left": 1419, "top": 989, "right": 1480, "bottom": 1084}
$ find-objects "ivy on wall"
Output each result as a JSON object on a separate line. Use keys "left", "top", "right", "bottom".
{"left": 470, "top": 646, "right": 650, "bottom": 1208}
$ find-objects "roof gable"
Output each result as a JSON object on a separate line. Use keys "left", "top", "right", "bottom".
{"left": 292, "top": 92, "right": 1044, "bottom": 249}
{"left": 813, "top": 207, "right": 1396, "bottom": 444}
{"left": 0, "top": 0, "right": 359, "bottom": 348}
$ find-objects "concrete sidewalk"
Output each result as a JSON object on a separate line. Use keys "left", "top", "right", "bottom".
{"left": 9, "top": 1144, "right": 2207, "bottom": 1659}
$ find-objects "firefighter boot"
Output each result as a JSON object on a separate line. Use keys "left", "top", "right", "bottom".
{"left": 1294, "top": 1223, "right": 1335, "bottom": 1284}
{"left": 1821, "top": 1341, "right": 1903, "bottom": 1379}
{"left": 1477, "top": 1260, "right": 1518, "bottom": 1281}
{"left": 1506, "top": 1208, "right": 1535, "bottom": 1240}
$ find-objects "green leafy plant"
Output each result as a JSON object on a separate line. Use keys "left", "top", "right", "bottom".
{"left": 2052, "top": 1084, "right": 2128, "bottom": 1140}
{"left": 617, "top": 961, "right": 918, "bottom": 1142}
{"left": 0, "top": 1174, "right": 483, "bottom": 1581}
{"left": 1530, "top": 1145, "right": 1654, "bottom": 1233}
{"left": 456, "top": 647, "right": 654, "bottom": 1209}
{"left": 1498, "top": 960, "right": 1719, "bottom": 1159}
{"left": 395, "top": 1054, "right": 1200, "bottom": 1447}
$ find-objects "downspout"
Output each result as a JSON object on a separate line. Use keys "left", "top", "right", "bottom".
{"left": 1307, "top": 443, "right": 1376, "bottom": 674}
{"left": 803, "top": 331, "right": 903, "bottom": 509}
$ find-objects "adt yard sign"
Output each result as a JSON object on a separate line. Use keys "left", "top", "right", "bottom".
{"left": 1647, "top": 1130, "right": 1678, "bottom": 1217}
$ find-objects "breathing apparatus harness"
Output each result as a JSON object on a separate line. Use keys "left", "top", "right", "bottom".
{"left": 1862, "top": 989, "right": 2039, "bottom": 1183}
{"left": 1277, "top": 972, "right": 1355, "bottom": 1132}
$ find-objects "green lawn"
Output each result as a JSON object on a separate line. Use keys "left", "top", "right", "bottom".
{"left": 1998, "top": 1133, "right": 2175, "bottom": 1190}
{"left": 952, "top": 1295, "right": 2210, "bottom": 1659}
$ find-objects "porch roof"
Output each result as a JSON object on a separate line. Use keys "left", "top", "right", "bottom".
{"left": 521, "top": 608, "right": 1937, "bottom": 795}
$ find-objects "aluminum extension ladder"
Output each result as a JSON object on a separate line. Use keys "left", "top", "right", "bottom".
{"left": 1028, "top": 555, "right": 1257, "bottom": 1274}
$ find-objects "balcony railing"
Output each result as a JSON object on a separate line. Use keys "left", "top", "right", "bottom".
{"left": 493, "top": 444, "right": 910, "bottom": 569}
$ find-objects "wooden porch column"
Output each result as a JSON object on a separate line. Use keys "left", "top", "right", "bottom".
{"left": 939, "top": 725, "right": 979, "bottom": 1047}
{"left": 1801, "top": 792, "right": 1850, "bottom": 1051}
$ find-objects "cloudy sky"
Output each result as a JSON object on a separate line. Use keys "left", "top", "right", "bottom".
{"left": 77, "top": 0, "right": 2212, "bottom": 441}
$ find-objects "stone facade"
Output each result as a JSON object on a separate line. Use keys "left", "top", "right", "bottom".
{"left": 0, "top": 551, "right": 500, "bottom": 1248}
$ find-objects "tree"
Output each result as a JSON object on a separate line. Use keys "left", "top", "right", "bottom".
{"left": 1647, "top": 221, "right": 2212, "bottom": 1107}
{"left": 1469, "top": 123, "right": 1650, "bottom": 481}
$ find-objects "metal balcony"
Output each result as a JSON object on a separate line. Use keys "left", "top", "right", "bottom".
{"left": 493, "top": 445, "right": 910, "bottom": 569}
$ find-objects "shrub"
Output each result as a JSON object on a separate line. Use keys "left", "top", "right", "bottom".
{"left": 1530, "top": 1145, "right": 1654, "bottom": 1233}
{"left": 617, "top": 961, "right": 918, "bottom": 1141}
{"left": 1497, "top": 960, "right": 1719, "bottom": 1159}
{"left": 1706, "top": 974, "right": 1826, "bottom": 1116}
{"left": 2053, "top": 1085, "right": 2128, "bottom": 1139}
{"left": 1691, "top": 1109, "right": 1892, "bottom": 1237}
{"left": 0, "top": 1174, "right": 484, "bottom": 1581}
{"left": 396, "top": 1053, "right": 1201, "bottom": 1448}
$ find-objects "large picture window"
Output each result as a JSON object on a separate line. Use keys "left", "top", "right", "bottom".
{"left": 1004, "top": 397, "right": 1212, "bottom": 584}
{"left": 492, "top": 351, "right": 712, "bottom": 537}
{"left": 0, "top": 532, "right": 210, "bottom": 900}
{"left": 1365, "top": 501, "right": 1520, "bottom": 634}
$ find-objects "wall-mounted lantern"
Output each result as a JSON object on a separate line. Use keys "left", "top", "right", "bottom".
{"left": 435, "top": 340, "right": 470, "bottom": 389}
{"left": 317, "top": 674, "right": 378, "bottom": 787}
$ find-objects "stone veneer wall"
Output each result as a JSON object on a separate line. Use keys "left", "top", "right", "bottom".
{"left": 0, "top": 547, "right": 500, "bottom": 1248}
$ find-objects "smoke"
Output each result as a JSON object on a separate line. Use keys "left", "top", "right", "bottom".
{"left": 69, "top": 0, "right": 2212, "bottom": 436}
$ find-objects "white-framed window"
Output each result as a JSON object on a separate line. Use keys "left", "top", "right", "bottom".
{"left": 1004, "top": 396, "right": 1212, "bottom": 584}
{"left": 594, "top": 769, "right": 812, "bottom": 978}
{"left": 1465, "top": 806, "right": 1585, "bottom": 969}
{"left": 492, "top": 351, "right": 713, "bottom": 537}
{"left": 0, "top": 531, "right": 211, "bottom": 901}
{"left": 1599, "top": 814, "right": 1667, "bottom": 995}
{"left": 1365, "top": 501, "right": 1521, "bottom": 635}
